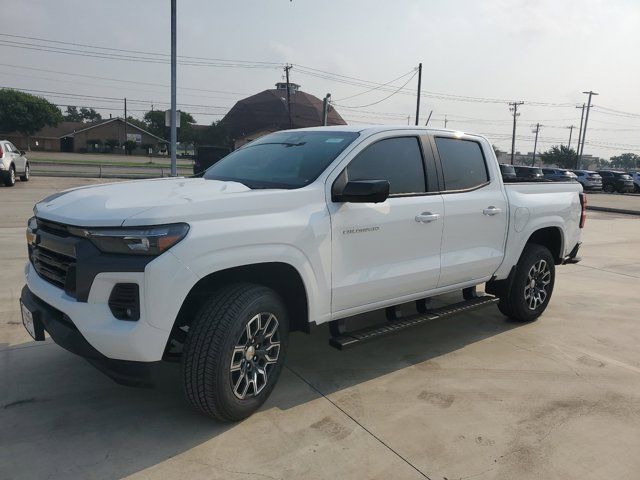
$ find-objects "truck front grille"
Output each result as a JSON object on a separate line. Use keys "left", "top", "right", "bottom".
{"left": 31, "top": 246, "right": 75, "bottom": 291}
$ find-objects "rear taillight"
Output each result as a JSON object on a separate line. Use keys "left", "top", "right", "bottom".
{"left": 0, "top": 145, "right": 3, "bottom": 158}
{"left": 579, "top": 192, "right": 587, "bottom": 228}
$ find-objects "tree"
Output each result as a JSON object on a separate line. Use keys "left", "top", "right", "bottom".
{"left": 142, "top": 110, "right": 196, "bottom": 142}
{"left": 540, "top": 145, "right": 578, "bottom": 169}
{"left": 123, "top": 140, "right": 138, "bottom": 155}
{"left": 196, "top": 120, "right": 233, "bottom": 149}
{"left": 125, "top": 116, "right": 147, "bottom": 131}
{"left": 63, "top": 105, "right": 83, "bottom": 122}
{"left": 79, "top": 107, "right": 102, "bottom": 122}
{"left": 610, "top": 152, "right": 640, "bottom": 170}
{"left": 0, "top": 89, "right": 63, "bottom": 149}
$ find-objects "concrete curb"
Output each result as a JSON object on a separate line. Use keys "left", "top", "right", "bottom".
{"left": 587, "top": 206, "right": 640, "bottom": 216}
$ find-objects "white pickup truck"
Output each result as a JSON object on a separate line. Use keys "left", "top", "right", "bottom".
{"left": 20, "top": 126, "right": 585, "bottom": 421}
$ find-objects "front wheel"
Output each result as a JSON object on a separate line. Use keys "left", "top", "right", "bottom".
{"left": 603, "top": 184, "right": 615, "bottom": 193}
{"left": 20, "top": 163, "right": 30, "bottom": 182}
{"left": 182, "top": 283, "right": 289, "bottom": 421}
{"left": 2, "top": 165, "right": 16, "bottom": 187}
{"left": 498, "top": 244, "right": 555, "bottom": 322}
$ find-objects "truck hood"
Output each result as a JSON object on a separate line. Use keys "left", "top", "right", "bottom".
{"left": 34, "top": 177, "right": 254, "bottom": 227}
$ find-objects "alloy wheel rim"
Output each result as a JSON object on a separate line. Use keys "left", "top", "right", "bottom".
{"left": 524, "top": 259, "right": 551, "bottom": 310}
{"left": 229, "top": 312, "right": 281, "bottom": 400}
{"left": 25, "top": 165, "right": 29, "bottom": 179}
{"left": 10, "top": 168, "right": 15, "bottom": 183}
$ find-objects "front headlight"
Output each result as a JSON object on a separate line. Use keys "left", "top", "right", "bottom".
{"left": 26, "top": 216, "right": 37, "bottom": 245}
{"left": 69, "top": 223, "right": 190, "bottom": 256}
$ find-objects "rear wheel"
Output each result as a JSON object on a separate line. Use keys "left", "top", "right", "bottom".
{"left": 498, "top": 244, "right": 555, "bottom": 322}
{"left": 2, "top": 165, "right": 16, "bottom": 187}
{"left": 20, "top": 163, "right": 29, "bottom": 182}
{"left": 603, "top": 183, "right": 615, "bottom": 193}
{"left": 182, "top": 283, "right": 289, "bottom": 421}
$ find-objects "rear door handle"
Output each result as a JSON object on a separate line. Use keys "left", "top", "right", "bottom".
{"left": 483, "top": 206, "right": 502, "bottom": 216}
{"left": 415, "top": 212, "right": 440, "bottom": 223}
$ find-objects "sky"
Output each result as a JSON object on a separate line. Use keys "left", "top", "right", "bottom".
{"left": 1, "top": 0, "right": 639, "bottom": 159}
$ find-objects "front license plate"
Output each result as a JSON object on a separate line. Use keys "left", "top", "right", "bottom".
{"left": 20, "top": 301, "right": 36, "bottom": 339}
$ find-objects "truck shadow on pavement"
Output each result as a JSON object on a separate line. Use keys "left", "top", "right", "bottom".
{"left": 0, "top": 295, "right": 521, "bottom": 480}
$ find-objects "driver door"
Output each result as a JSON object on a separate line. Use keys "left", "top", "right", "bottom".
{"left": 328, "top": 134, "right": 444, "bottom": 314}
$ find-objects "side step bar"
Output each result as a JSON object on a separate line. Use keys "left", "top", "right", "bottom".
{"left": 329, "top": 295, "right": 499, "bottom": 350}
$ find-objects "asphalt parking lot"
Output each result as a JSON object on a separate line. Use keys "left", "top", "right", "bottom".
{"left": 1, "top": 178, "right": 640, "bottom": 480}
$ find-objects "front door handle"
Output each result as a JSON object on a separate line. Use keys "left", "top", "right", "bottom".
{"left": 415, "top": 212, "right": 440, "bottom": 223}
{"left": 483, "top": 206, "right": 502, "bottom": 216}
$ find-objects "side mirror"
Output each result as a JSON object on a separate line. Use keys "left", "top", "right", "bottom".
{"left": 19, "top": 150, "right": 26, "bottom": 155}
{"left": 332, "top": 180, "right": 390, "bottom": 203}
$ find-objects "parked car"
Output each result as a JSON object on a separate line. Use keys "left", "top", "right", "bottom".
{"left": 542, "top": 168, "right": 578, "bottom": 182}
{"left": 193, "top": 145, "right": 231, "bottom": 175}
{"left": 514, "top": 165, "right": 544, "bottom": 181}
{"left": 499, "top": 163, "right": 517, "bottom": 181}
{"left": 0, "top": 140, "right": 30, "bottom": 187}
{"left": 20, "top": 126, "right": 585, "bottom": 421}
{"left": 572, "top": 170, "right": 603, "bottom": 191}
{"left": 628, "top": 171, "right": 640, "bottom": 192}
{"left": 597, "top": 170, "right": 635, "bottom": 193}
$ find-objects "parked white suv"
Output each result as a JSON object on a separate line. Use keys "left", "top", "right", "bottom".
{"left": 20, "top": 126, "right": 585, "bottom": 420}
{"left": 0, "top": 140, "right": 30, "bottom": 186}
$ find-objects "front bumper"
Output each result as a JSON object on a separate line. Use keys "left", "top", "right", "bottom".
{"left": 20, "top": 285, "right": 164, "bottom": 387}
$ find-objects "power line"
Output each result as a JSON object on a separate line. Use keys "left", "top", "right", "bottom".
{"left": 0, "top": 63, "right": 250, "bottom": 96}
{"left": 333, "top": 69, "right": 416, "bottom": 102}
{"left": 333, "top": 70, "right": 418, "bottom": 109}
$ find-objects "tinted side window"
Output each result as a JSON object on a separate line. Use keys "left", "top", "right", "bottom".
{"left": 346, "top": 137, "right": 426, "bottom": 194}
{"left": 435, "top": 138, "right": 489, "bottom": 190}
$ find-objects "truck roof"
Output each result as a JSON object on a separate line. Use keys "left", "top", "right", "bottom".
{"left": 289, "top": 124, "right": 486, "bottom": 138}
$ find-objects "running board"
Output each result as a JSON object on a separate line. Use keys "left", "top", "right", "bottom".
{"left": 329, "top": 295, "right": 499, "bottom": 350}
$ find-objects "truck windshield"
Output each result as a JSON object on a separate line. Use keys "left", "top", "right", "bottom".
{"left": 204, "top": 131, "right": 360, "bottom": 189}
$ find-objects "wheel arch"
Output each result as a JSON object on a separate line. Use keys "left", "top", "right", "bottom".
{"left": 525, "top": 226, "right": 564, "bottom": 264}
{"left": 165, "top": 262, "right": 310, "bottom": 359}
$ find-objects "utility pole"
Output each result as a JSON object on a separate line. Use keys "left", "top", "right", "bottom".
{"left": 566, "top": 125, "right": 574, "bottom": 150}
{"left": 444, "top": 114, "right": 448, "bottom": 128}
{"left": 284, "top": 64, "right": 293, "bottom": 129}
{"left": 424, "top": 110, "right": 433, "bottom": 126}
{"left": 170, "top": 0, "right": 177, "bottom": 176}
{"left": 123, "top": 98, "right": 127, "bottom": 150}
{"left": 322, "top": 93, "right": 331, "bottom": 126}
{"left": 578, "top": 90, "right": 598, "bottom": 167}
{"left": 415, "top": 63, "right": 422, "bottom": 126}
{"left": 508, "top": 101, "right": 524, "bottom": 165}
{"left": 531, "top": 123, "right": 541, "bottom": 166}
{"left": 575, "top": 103, "right": 585, "bottom": 167}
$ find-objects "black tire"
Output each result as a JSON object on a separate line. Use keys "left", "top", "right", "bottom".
{"left": 20, "top": 163, "right": 29, "bottom": 182}
{"left": 603, "top": 183, "right": 615, "bottom": 193}
{"left": 2, "top": 165, "right": 16, "bottom": 187}
{"left": 498, "top": 244, "right": 555, "bottom": 322}
{"left": 182, "top": 283, "right": 289, "bottom": 421}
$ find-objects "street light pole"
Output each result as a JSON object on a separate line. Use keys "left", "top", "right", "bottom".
{"left": 509, "top": 101, "right": 524, "bottom": 165}
{"left": 531, "top": 123, "right": 541, "bottom": 166}
{"left": 578, "top": 90, "right": 598, "bottom": 167}
{"left": 566, "top": 125, "right": 574, "bottom": 150}
{"left": 170, "top": 0, "right": 177, "bottom": 177}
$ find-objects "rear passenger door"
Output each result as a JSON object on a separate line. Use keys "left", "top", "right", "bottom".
{"left": 329, "top": 133, "right": 444, "bottom": 314}
{"left": 431, "top": 135, "right": 508, "bottom": 287}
